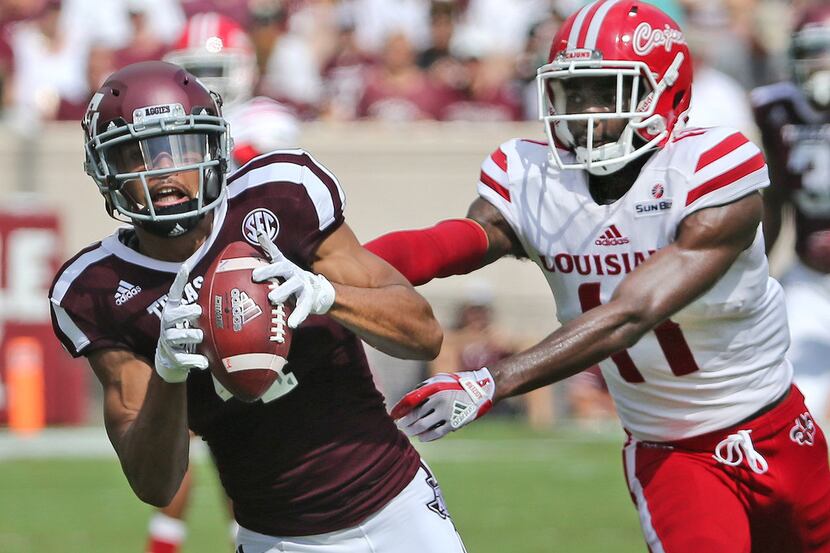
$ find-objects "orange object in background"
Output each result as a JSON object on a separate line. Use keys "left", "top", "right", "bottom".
{"left": 6, "top": 336, "right": 45, "bottom": 435}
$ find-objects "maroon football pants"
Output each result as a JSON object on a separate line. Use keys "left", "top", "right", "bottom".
{"left": 623, "top": 386, "right": 830, "bottom": 553}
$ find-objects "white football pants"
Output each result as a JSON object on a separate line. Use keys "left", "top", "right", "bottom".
{"left": 780, "top": 260, "right": 830, "bottom": 422}
{"left": 235, "top": 463, "right": 467, "bottom": 553}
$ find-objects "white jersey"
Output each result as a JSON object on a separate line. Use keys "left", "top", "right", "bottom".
{"left": 478, "top": 129, "right": 793, "bottom": 441}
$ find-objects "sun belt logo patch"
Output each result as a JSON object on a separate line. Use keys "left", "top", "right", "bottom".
{"left": 635, "top": 184, "right": 673, "bottom": 217}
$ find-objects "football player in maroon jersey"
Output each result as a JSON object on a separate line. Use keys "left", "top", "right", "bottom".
{"left": 752, "top": 3, "right": 830, "bottom": 425}
{"left": 145, "top": 13, "right": 301, "bottom": 552}
{"left": 366, "top": 1, "right": 830, "bottom": 551}
{"left": 49, "top": 61, "right": 467, "bottom": 553}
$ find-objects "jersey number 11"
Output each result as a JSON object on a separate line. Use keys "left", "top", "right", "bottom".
{"left": 578, "top": 283, "right": 700, "bottom": 383}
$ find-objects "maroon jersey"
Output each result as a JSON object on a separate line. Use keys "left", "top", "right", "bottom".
{"left": 49, "top": 150, "right": 420, "bottom": 536}
{"left": 752, "top": 81, "right": 830, "bottom": 270}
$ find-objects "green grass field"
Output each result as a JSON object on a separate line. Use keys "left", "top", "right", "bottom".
{"left": 0, "top": 420, "right": 645, "bottom": 553}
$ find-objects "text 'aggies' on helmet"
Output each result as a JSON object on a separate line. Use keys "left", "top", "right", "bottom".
{"left": 537, "top": 0, "right": 693, "bottom": 175}
{"left": 82, "top": 61, "right": 232, "bottom": 238}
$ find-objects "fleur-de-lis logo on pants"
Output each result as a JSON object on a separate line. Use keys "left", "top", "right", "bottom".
{"left": 789, "top": 412, "right": 816, "bottom": 446}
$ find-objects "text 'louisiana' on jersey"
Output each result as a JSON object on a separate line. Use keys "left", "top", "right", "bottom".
{"left": 48, "top": 150, "right": 421, "bottom": 537}
{"left": 478, "top": 130, "right": 792, "bottom": 442}
{"left": 751, "top": 81, "right": 830, "bottom": 265}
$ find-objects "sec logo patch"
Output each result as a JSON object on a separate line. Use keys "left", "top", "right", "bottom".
{"left": 242, "top": 208, "right": 279, "bottom": 245}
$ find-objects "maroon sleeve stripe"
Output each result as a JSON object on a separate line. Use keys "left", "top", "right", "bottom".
{"left": 479, "top": 171, "right": 511, "bottom": 202}
{"left": 686, "top": 152, "right": 766, "bottom": 206}
{"left": 491, "top": 148, "right": 508, "bottom": 171}
{"left": 694, "top": 132, "right": 749, "bottom": 173}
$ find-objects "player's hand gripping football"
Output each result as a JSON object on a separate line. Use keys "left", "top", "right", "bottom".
{"left": 154, "top": 264, "right": 208, "bottom": 383}
{"left": 391, "top": 368, "right": 495, "bottom": 442}
{"left": 253, "top": 230, "right": 335, "bottom": 328}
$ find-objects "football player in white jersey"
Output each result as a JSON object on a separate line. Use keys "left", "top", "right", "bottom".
{"left": 366, "top": 1, "right": 830, "bottom": 551}
{"left": 752, "top": 4, "right": 830, "bottom": 426}
{"left": 140, "top": 14, "right": 295, "bottom": 553}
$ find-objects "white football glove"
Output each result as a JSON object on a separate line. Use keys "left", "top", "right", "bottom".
{"left": 154, "top": 264, "right": 208, "bottom": 383}
{"left": 252, "top": 230, "right": 335, "bottom": 329}
{"left": 391, "top": 368, "right": 495, "bottom": 442}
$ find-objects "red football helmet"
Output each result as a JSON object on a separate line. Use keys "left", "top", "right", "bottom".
{"left": 164, "top": 12, "right": 256, "bottom": 108}
{"left": 537, "top": 0, "right": 693, "bottom": 175}
{"left": 83, "top": 61, "right": 231, "bottom": 237}
{"left": 791, "top": 4, "right": 830, "bottom": 109}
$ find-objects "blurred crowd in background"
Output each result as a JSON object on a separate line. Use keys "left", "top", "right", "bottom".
{"left": 0, "top": 0, "right": 815, "bottom": 135}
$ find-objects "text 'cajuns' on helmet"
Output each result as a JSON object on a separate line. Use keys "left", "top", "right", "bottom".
{"left": 790, "top": 3, "right": 830, "bottom": 110}
{"left": 537, "top": 0, "right": 693, "bottom": 175}
{"left": 164, "top": 12, "right": 257, "bottom": 109}
{"left": 83, "top": 60, "right": 232, "bottom": 237}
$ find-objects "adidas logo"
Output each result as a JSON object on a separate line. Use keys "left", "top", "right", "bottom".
{"left": 114, "top": 280, "right": 142, "bottom": 305}
{"left": 595, "top": 224, "right": 630, "bottom": 246}
{"left": 231, "top": 288, "right": 262, "bottom": 332}
{"left": 450, "top": 400, "right": 475, "bottom": 429}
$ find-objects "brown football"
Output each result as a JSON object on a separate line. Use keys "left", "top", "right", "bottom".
{"left": 197, "top": 241, "right": 292, "bottom": 402}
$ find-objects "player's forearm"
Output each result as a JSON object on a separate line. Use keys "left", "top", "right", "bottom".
{"left": 489, "top": 302, "right": 648, "bottom": 401}
{"left": 328, "top": 283, "right": 443, "bottom": 360}
{"left": 112, "top": 376, "right": 190, "bottom": 507}
{"left": 364, "top": 219, "right": 490, "bottom": 286}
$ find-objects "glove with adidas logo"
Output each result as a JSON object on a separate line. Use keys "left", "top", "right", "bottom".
{"left": 252, "top": 230, "right": 335, "bottom": 329}
{"left": 154, "top": 264, "right": 208, "bottom": 384}
{"left": 391, "top": 368, "right": 495, "bottom": 442}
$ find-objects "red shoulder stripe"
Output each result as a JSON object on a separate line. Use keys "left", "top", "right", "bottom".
{"left": 491, "top": 148, "right": 507, "bottom": 172}
{"left": 695, "top": 132, "right": 749, "bottom": 173}
{"left": 686, "top": 152, "right": 765, "bottom": 206}
{"left": 480, "top": 171, "right": 511, "bottom": 202}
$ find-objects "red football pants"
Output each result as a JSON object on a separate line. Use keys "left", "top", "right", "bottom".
{"left": 623, "top": 385, "right": 830, "bottom": 553}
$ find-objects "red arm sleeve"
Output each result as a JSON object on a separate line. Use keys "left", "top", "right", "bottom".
{"left": 363, "top": 218, "right": 489, "bottom": 286}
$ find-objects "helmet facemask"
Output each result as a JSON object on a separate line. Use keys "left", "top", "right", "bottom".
{"left": 537, "top": 53, "right": 686, "bottom": 175}
{"left": 164, "top": 49, "right": 256, "bottom": 108}
{"left": 85, "top": 98, "right": 231, "bottom": 237}
{"left": 792, "top": 25, "right": 830, "bottom": 109}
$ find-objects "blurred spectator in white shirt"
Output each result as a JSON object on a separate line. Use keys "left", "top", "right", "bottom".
{"left": 685, "top": 5, "right": 759, "bottom": 140}
{"left": 453, "top": 0, "right": 549, "bottom": 57}
{"left": 347, "top": 0, "right": 430, "bottom": 54}
{"left": 255, "top": 0, "right": 324, "bottom": 116}
{"left": 6, "top": 1, "right": 87, "bottom": 130}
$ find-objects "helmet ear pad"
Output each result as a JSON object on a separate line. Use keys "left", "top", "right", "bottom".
{"left": 204, "top": 158, "right": 226, "bottom": 202}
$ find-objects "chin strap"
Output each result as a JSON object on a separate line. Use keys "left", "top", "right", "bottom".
{"left": 134, "top": 198, "right": 205, "bottom": 237}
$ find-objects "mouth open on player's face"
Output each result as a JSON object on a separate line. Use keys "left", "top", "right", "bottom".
{"left": 148, "top": 179, "right": 193, "bottom": 208}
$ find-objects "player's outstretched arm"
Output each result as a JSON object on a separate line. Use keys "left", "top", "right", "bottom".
{"left": 394, "top": 193, "right": 763, "bottom": 441}
{"left": 490, "top": 192, "right": 764, "bottom": 400}
{"left": 88, "top": 349, "right": 191, "bottom": 507}
{"left": 363, "top": 197, "right": 524, "bottom": 286}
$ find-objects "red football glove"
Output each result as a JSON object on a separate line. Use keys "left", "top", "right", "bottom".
{"left": 391, "top": 368, "right": 495, "bottom": 442}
